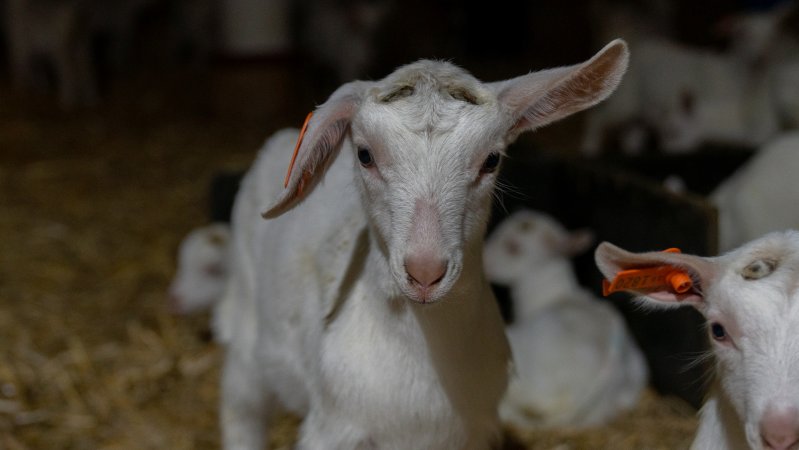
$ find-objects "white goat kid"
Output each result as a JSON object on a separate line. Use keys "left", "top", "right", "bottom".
{"left": 168, "top": 223, "right": 230, "bottom": 315}
{"left": 596, "top": 232, "right": 799, "bottom": 450}
{"left": 484, "top": 210, "right": 647, "bottom": 428}
{"left": 218, "top": 40, "right": 629, "bottom": 450}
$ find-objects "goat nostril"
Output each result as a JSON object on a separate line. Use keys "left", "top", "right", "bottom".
{"left": 404, "top": 257, "right": 448, "bottom": 289}
{"left": 762, "top": 434, "right": 799, "bottom": 450}
{"left": 761, "top": 407, "right": 799, "bottom": 450}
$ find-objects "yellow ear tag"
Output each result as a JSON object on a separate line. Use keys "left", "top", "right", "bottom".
{"left": 284, "top": 112, "right": 314, "bottom": 188}
{"left": 602, "top": 248, "right": 693, "bottom": 296}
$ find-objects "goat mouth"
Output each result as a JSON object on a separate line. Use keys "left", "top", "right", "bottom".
{"left": 408, "top": 296, "right": 440, "bottom": 305}
{"left": 391, "top": 260, "right": 457, "bottom": 304}
{"left": 402, "top": 279, "right": 444, "bottom": 304}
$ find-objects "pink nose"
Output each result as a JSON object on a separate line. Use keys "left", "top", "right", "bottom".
{"left": 761, "top": 405, "right": 799, "bottom": 450}
{"left": 405, "top": 254, "right": 448, "bottom": 288}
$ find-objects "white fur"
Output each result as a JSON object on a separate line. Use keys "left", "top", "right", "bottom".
{"left": 583, "top": 3, "right": 799, "bottom": 156}
{"left": 581, "top": 38, "right": 781, "bottom": 155}
{"left": 771, "top": 61, "right": 799, "bottom": 129}
{"left": 484, "top": 210, "right": 647, "bottom": 428}
{"left": 168, "top": 223, "right": 230, "bottom": 315}
{"left": 712, "top": 132, "right": 799, "bottom": 253}
{"left": 596, "top": 231, "right": 799, "bottom": 450}
{"left": 216, "top": 41, "right": 629, "bottom": 450}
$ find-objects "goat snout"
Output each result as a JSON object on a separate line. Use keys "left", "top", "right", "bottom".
{"left": 404, "top": 252, "right": 448, "bottom": 298}
{"left": 403, "top": 199, "right": 450, "bottom": 301}
{"left": 761, "top": 405, "right": 799, "bottom": 450}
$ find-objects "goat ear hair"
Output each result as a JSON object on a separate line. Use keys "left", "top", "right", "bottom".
{"left": 262, "top": 81, "right": 370, "bottom": 219}
{"left": 491, "top": 39, "right": 629, "bottom": 140}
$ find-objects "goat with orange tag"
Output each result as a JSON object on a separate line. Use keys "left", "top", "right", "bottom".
{"left": 597, "top": 233, "right": 799, "bottom": 450}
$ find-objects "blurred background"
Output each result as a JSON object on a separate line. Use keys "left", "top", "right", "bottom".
{"left": 2, "top": 0, "right": 798, "bottom": 448}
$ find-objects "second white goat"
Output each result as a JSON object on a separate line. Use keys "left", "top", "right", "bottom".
{"left": 484, "top": 210, "right": 647, "bottom": 428}
{"left": 596, "top": 231, "right": 799, "bottom": 450}
{"left": 217, "top": 40, "right": 629, "bottom": 450}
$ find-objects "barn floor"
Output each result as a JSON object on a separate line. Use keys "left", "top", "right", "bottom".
{"left": 0, "top": 63, "right": 698, "bottom": 449}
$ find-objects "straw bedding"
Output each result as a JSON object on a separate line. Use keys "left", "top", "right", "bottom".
{"left": 0, "top": 69, "right": 697, "bottom": 449}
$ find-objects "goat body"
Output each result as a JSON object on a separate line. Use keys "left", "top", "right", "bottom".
{"left": 712, "top": 132, "right": 799, "bottom": 253}
{"left": 485, "top": 210, "right": 647, "bottom": 428}
{"left": 581, "top": 39, "right": 779, "bottom": 155}
{"left": 218, "top": 41, "right": 629, "bottom": 449}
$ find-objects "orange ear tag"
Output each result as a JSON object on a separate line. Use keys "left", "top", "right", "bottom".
{"left": 284, "top": 111, "right": 314, "bottom": 188}
{"left": 602, "top": 248, "right": 693, "bottom": 296}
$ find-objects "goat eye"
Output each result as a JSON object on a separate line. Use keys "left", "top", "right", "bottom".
{"left": 710, "top": 322, "right": 727, "bottom": 341}
{"left": 357, "top": 147, "right": 374, "bottom": 167}
{"left": 480, "top": 152, "right": 501, "bottom": 174}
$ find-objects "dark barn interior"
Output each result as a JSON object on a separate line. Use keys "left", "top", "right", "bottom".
{"left": 2, "top": 0, "right": 794, "bottom": 448}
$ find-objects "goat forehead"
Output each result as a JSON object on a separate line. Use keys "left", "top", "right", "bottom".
{"left": 712, "top": 273, "right": 799, "bottom": 337}
{"left": 365, "top": 93, "right": 498, "bottom": 133}
{"left": 376, "top": 60, "right": 491, "bottom": 104}
{"left": 717, "top": 232, "right": 799, "bottom": 299}
{"left": 362, "top": 61, "right": 501, "bottom": 137}
{"left": 356, "top": 97, "right": 502, "bottom": 158}
{"left": 716, "top": 270, "right": 798, "bottom": 307}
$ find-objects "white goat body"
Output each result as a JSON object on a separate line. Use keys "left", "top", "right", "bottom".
{"left": 596, "top": 232, "right": 799, "bottom": 450}
{"left": 484, "top": 210, "right": 647, "bottom": 428}
{"left": 581, "top": 39, "right": 779, "bottom": 155}
{"left": 218, "top": 41, "right": 629, "bottom": 449}
{"left": 712, "top": 132, "right": 799, "bottom": 253}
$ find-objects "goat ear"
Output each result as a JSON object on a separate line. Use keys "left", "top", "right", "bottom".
{"left": 594, "top": 242, "right": 717, "bottom": 307}
{"left": 262, "top": 81, "right": 370, "bottom": 219}
{"left": 491, "top": 39, "right": 629, "bottom": 140}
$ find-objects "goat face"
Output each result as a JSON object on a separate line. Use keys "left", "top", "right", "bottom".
{"left": 348, "top": 70, "right": 506, "bottom": 303}
{"left": 265, "top": 41, "right": 629, "bottom": 304}
{"left": 596, "top": 231, "right": 799, "bottom": 450}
